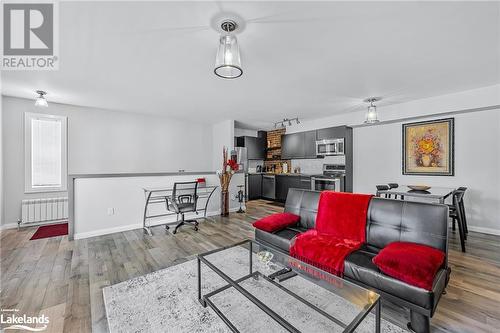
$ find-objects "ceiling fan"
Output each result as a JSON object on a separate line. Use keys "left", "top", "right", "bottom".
{"left": 114, "top": 3, "right": 351, "bottom": 79}
{"left": 327, "top": 86, "right": 414, "bottom": 123}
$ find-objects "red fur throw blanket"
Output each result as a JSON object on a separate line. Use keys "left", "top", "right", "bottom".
{"left": 290, "top": 191, "right": 373, "bottom": 276}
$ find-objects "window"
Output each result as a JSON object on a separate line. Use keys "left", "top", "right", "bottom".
{"left": 25, "top": 113, "right": 67, "bottom": 193}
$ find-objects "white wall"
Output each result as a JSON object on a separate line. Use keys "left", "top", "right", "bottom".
{"left": 73, "top": 173, "right": 245, "bottom": 239}
{"left": 212, "top": 119, "right": 234, "bottom": 171}
{"left": 353, "top": 110, "right": 500, "bottom": 234}
{"left": 287, "top": 85, "right": 500, "bottom": 234}
{"left": 2, "top": 96, "right": 213, "bottom": 225}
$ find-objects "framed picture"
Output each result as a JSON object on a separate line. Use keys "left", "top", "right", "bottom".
{"left": 402, "top": 118, "right": 454, "bottom": 176}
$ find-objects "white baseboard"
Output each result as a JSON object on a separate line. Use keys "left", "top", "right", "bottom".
{"left": 0, "top": 223, "right": 19, "bottom": 231}
{"left": 73, "top": 206, "right": 244, "bottom": 239}
{"left": 74, "top": 223, "right": 143, "bottom": 239}
{"left": 467, "top": 226, "right": 500, "bottom": 236}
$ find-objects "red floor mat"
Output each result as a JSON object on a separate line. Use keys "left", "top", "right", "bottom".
{"left": 30, "top": 223, "right": 68, "bottom": 240}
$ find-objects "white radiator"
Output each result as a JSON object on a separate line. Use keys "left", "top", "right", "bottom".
{"left": 21, "top": 197, "right": 68, "bottom": 224}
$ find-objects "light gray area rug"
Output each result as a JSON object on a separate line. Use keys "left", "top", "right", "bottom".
{"left": 103, "top": 247, "right": 407, "bottom": 333}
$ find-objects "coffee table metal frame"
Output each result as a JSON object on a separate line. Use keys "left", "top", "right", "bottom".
{"left": 197, "top": 239, "right": 381, "bottom": 333}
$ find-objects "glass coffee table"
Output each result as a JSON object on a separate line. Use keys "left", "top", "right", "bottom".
{"left": 197, "top": 239, "right": 381, "bottom": 333}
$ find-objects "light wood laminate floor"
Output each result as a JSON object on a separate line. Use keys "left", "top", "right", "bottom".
{"left": 1, "top": 199, "right": 499, "bottom": 332}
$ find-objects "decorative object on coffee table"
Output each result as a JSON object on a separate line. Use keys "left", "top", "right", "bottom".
{"left": 402, "top": 118, "right": 454, "bottom": 176}
{"left": 217, "top": 147, "right": 239, "bottom": 216}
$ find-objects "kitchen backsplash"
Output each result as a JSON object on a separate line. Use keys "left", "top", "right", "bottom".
{"left": 291, "top": 155, "right": 345, "bottom": 174}
{"left": 248, "top": 160, "right": 263, "bottom": 169}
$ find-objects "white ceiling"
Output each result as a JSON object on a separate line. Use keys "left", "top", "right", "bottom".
{"left": 2, "top": 1, "right": 499, "bottom": 129}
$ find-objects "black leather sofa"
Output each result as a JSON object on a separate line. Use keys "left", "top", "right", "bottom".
{"left": 255, "top": 189, "right": 450, "bottom": 333}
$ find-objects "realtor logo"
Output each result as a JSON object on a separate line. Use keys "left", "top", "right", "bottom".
{"left": 1, "top": 1, "right": 59, "bottom": 70}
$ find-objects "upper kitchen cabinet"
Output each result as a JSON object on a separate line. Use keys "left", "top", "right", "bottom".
{"left": 236, "top": 135, "right": 266, "bottom": 160}
{"left": 281, "top": 130, "right": 318, "bottom": 159}
{"left": 316, "top": 126, "right": 347, "bottom": 140}
{"left": 281, "top": 132, "right": 305, "bottom": 159}
{"left": 304, "top": 130, "right": 318, "bottom": 158}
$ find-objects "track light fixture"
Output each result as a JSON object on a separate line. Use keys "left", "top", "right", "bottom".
{"left": 273, "top": 118, "right": 300, "bottom": 129}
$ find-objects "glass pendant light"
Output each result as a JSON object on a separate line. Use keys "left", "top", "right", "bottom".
{"left": 35, "top": 90, "right": 48, "bottom": 107}
{"left": 214, "top": 20, "right": 242, "bottom": 79}
{"left": 364, "top": 97, "right": 381, "bottom": 124}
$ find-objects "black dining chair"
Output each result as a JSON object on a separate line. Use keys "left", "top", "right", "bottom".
{"left": 457, "top": 187, "right": 468, "bottom": 235}
{"left": 449, "top": 187, "right": 468, "bottom": 237}
{"left": 167, "top": 181, "right": 199, "bottom": 234}
{"left": 376, "top": 185, "right": 390, "bottom": 198}
{"left": 449, "top": 190, "right": 466, "bottom": 252}
{"left": 387, "top": 183, "right": 403, "bottom": 200}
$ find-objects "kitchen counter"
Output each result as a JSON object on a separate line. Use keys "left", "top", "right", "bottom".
{"left": 247, "top": 172, "right": 313, "bottom": 202}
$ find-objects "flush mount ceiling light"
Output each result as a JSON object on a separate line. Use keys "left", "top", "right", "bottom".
{"left": 35, "top": 90, "right": 48, "bottom": 107}
{"left": 214, "top": 20, "right": 242, "bottom": 79}
{"left": 273, "top": 118, "right": 300, "bottom": 129}
{"left": 363, "top": 97, "right": 381, "bottom": 124}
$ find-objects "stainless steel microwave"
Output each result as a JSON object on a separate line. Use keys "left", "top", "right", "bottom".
{"left": 315, "top": 138, "right": 345, "bottom": 156}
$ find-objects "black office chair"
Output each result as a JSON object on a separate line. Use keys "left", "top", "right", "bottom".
{"left": 449, "top": 190, "right": 466, "bottom": 252}
{"left": 167, "top": 181, "right": 199, "bottom": 234}
{"left": 376, "top": 185, "right": 390, "bottom": 198}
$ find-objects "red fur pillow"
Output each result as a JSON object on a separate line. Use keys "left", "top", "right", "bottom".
{"left": 253, "top": 213, "right": 300, "bottom": 233}
{"left": 372, "top": 242, "right": 445, "bottom": 290}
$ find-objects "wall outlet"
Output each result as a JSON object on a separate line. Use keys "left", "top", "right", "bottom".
{"left": 107, "top": 208, "right": 115, "bottom": 216}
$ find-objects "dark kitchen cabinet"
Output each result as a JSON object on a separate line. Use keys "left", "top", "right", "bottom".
{"left": 282, "top": 131, "right": 318, "bottom": 159}
{"left": 304, "top": 131, "right": 317, "bottom": 158}
{"left": 236, "top": 136, "right": 266, "bottom": 160}
{"left": 281, "top": 133, "right": 305, "bottom": 159}
{"left": 275, "top": 175, "right": 287, "bottom": 202}
{"left": 298, "top": 176, "right": 312, "bottom": 190}
{"left": 275, "top": 175, "right": 301, "bottom": 202}
{"left": 247, "top": 174, "right": 262, "bottom": 200}
{"left": 316, "top": 126, "right": 347, "bottom": 140}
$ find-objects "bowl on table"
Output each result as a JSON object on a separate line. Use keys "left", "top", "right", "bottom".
{"left": 407, "top": 185, "right": 431, "bottom": 191}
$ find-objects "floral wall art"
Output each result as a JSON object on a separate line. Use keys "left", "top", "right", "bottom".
{"left": 402, "top": 118, "right": 454, "bottom": 176}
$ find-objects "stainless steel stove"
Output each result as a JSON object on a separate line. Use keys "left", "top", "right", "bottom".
{"left": 311, "top": 164, "right": 346, "bottom": 192}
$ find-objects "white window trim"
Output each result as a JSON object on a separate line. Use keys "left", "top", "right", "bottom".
{"left": 24, "top": 112, "right": 68, "bottom": 193}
